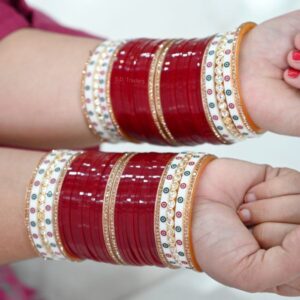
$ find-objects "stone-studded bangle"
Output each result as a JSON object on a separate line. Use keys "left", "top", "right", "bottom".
{"left": 202, "top": 35, "right": 235, "bottom": 144}
{"left": 26, "top": 150, "right": 82, "bottom": 260}
{"left": 81, "top": 40, "right": 128, "bottom": 143}
{"left": 174, "top": 153, "right": 206, "bottom": 268}
{"left": 214, "top": 35, "right": 243, "bottom": 142}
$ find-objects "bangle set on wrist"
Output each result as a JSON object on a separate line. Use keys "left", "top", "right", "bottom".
{"left": 81, "top": 22, "right": 262, "bottom": 145}
{"left": 25, "top": 22, "right": 263, "bottom": 273}
{"left": 26, "top": 150, "right": 215, "bottom": 271}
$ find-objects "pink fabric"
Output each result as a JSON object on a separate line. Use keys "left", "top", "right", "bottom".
{"left": 0, "top": 0, "right": 100, "bottom": 150}
{"left": 0, "top": 266, "right": 39, "bottom": 300}
{"left": 0, "top": 3, "right": 99, "bottom": 298}
{"left": 0, "top": 0, "right": 96, "bottom": 39}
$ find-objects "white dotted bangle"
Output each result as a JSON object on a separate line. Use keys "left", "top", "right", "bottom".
{"left": 174, "top": 153, "right": 205, "bottom": 268}
{"left": 203, "top": 35, "right": 235, "bottom": 144}
{"left": 158, "top": 153, "right": 184, "bottom": 267}
{"left": 27, "top": 152, "right": 58, "bottom": 260}
{"left": 93, "top": 40, "right": 126, "bottom": 142}
{"left": 26, "top": 150, "right": 81, "bottom": 260}
{"left": 223, "top": 33, "right": 256, "bottom": 138}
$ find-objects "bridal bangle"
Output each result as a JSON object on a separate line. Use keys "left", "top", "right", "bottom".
{"left": 81, "top": 22, "right": 262, "bottom": 145}
{"left": 25, "top": 150, "right": 215, "bottom": 271}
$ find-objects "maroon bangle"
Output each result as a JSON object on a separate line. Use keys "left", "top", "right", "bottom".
{"left": 173, "top": 39, "right": 198, "bottom": 144}
{"left": 114, "top": 153, "right": 174, "bottom": 266}
{"left": 58, "top": 153, "right": 87, "bottom": 259}
{"left": 188, "top": 37, "right": 219, "bottom": 144}
{"left": 69, "top": 152, "right": 93, "bottom": 259}
{"left": 80, "top": 152, "right": 108, "bottom": 261}
{"left": 110, "top": 39, "right": 145, "bottom": 141}
{"left": 86, "top": 152, "right": 121, "bottom": 263}
{"left": 130, "top": 39, "right": 167, "bottom": 144}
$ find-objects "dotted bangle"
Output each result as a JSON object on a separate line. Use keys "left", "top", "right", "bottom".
{"left": 174, "top": 153, "right": 206, "bottom": 268}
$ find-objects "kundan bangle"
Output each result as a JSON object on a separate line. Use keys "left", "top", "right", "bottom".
{"left": 81, "top": 22, "right": 262, "bottom": 145}
{"left": 26, "top": 150, "right": 214, "bottom": 271}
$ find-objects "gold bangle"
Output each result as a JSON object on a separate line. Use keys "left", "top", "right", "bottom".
{"left": 149, "top": 40, "right": 177, "bottom": 145}
{"left": 102, "top": 153, "right": 135, "bottom": 264}
{"left": 232, "top": 22, "right": 263, "bottom": 134}
{"left": 183, "top": 154, "right": 216, "bottom": 271}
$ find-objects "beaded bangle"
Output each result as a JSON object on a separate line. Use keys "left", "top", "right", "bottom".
{"left": 81, "top": 23, "right": 260, "bottom": 145}
{"left": 26, "top": 150, "right": 81, "bottom": 260}
{"left": 27, "top": 150, "right": 215, "bottom": 271}
{"left": 174, "top": 153, "right": 206, "bottom": 268}
{"left": 82, "top": 40, "right": 128, "bottom": 142}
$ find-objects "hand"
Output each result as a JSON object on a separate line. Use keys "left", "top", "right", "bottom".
{"left": 192, "top": 158, "right": 300, "bottom": 296}
{"left": 238, "top": 167, "right": 300, "bottom": 255}
{"left": 240, "top": 10, "right": 300, "bottom": 137}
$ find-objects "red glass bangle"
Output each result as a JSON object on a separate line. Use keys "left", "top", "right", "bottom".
{"left": 188, "top": 37, "right": 219, "bottom": 144}
{"left": 111, "top": 39, "right": 145, "bottom": 142}
{"left": 69, "top": 152, "right": 94, "bottom": 259}
{"left": 114, "top": 153, "right": 174, "bottom": 266}
{"left": 130, "top": 39, "right": 167, "bottom": 144}
{"left": 173, "top": 39, "right": 199, "bottom": 144}
{"left": 86, "top": 152, "right": 121, "bottom": 263}
{"left": 58, "top": 153, "right": 87, "bottom": 259}
{"left": 80, "top": 152, "right": 108, "bottom": 261}
{"left": 160, "top": 40, "right": 193, "bottom": 144}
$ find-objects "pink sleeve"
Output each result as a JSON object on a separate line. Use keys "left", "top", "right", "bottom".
{"left": 0, "top": 0, "right": 99, "bottom": 40}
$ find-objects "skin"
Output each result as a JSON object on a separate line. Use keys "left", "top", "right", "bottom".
{"left": 0, "top": 9, "right": 299, "bottom": 297}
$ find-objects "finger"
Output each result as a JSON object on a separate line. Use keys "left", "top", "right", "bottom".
{"left": 238, "top": 195, "right": 300, "bottom": 225}
{"left": 252, "top": 222, "right": 298, "bottom": 249}
{"left": 245, "top": 169, "right": 300, "bottom": 202}
{"left": 287, "top": 49, "right": 300, "bottom": 71}
{"left": 294, "top": 33, "right": 300, "bottom": 50}
{"left": 265, "top": 284, "right": 300, "bottom": 297}
{"left": 283, "top": 67, "right": 300, "bottom": 89}
{"left": 238, "top": 226, "right": 300, "bottom": 292}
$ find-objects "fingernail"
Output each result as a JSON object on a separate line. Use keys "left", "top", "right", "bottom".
{"left": 292, "top": 50, "right": 300, "bottom": 61}
{"left": 245, "top": 192, "right": 256, "bottom": 202}
{"left": 238, "top": 209, "right": 251, "bottom": 222}
{"left": 287, "top": 68, "right": 300, "bottom": 78}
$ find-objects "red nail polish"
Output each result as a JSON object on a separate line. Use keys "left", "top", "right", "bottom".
{"left": 287, "top": 68, "right": 299, "bottom": 78}
{"left": 292, "top": 50, "right": 300, "bottom": 61}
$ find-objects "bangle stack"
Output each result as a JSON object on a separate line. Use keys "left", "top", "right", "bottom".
{"left": 81, "top": 22, "right": 262, "bottom": 145}
{"left": 26, "top": 150, "right": 215, "bottom": 271}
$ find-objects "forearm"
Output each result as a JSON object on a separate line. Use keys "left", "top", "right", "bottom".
{"left": 0, "top": 147, "right": 42, "bottom": 264}
{"left": 0, "top": 26, "right": 262, "bottom": 149}
{"left": 0, "top": 29, "right": 100, "bottom": 149}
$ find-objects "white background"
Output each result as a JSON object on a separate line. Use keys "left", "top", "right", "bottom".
{"left": 13, "top": 1, "right": 300, "bottom": 299}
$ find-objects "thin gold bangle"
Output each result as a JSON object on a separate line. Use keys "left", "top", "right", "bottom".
{"left": 149, "top": 40, "right": 177, "bottom": 145}
{"left": 232, "top": 22, "right": 264, "bottom": 134}
{"left": 183, "top": 154, "right": 216, "bottom": 271}
{"left": 108, "top": 153, "right": 135, "bottom": 264}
